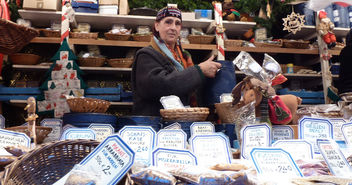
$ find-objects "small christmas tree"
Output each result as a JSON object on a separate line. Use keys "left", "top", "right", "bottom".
{"left": 37, "top": 38, "right": 86, "bottom": 118}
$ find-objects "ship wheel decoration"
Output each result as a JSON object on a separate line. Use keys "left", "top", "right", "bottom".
{"left": 282, "top": 11, "right": 305, "bottom": 34}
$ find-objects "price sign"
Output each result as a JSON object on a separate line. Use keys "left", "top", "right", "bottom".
{"left": 329, "top": 118, "right": 346, "bottom": 141}
{"left": 0, "top": 129, "right": 30, "bottom": 148}
{"left": 190, "top": 133, "right": 232, "bottom": 166}
{"left": 60, "top": 128, "right": 96, "bottom": 140}
{"left": 272, "top": 125, "right": 294, "bottom": 141}
{"left": 241, "top": 124, "right": 271, "bottom": 159}
{"left": 0, "top": 115, "right": 5, "bottom": 129}
{"left": 164, "top": 122, "right": 181, "bottom": 130}
{"left": 62, "top": 124, "right": 75, "bottom": 132}
{"left": 89, "top": 124, "right": 114, "bottom": 142}
{"left": 190, "top": 122, "right": 215, "bottom": 136}
{"left": 156, "top": 129, "right": 187, "bottom": 149}
{"left": 119, "top": 126, "right": 156, "bottom": 166}
{"left": 317, "top": 139, "right": 352, "bottom": 177}
{"left": 41, "top": 119, "right": 62, "bottom": 142}
{"left": 341, "top": 123, "right": 352, "bottom": 144}
{"left": 272, "top": 140, "right": 313, "bottom": 160}
{"left": 299, "top": 117, "right": 333, "bottom": 154}
{"left": 152, "top": 148, "right": 197, "bottom": 170}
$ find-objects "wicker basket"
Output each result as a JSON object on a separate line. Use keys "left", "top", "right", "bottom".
{"left": 215, "top": 102, "right": 243, "bottom": 123}
{"left": 282, "top": 39, "right": 310, "bottom": 49}
{"left": 160, "top": 107, "right": 209, "bottom": 121}
{"left": 0, "top": 19, "right": 39, "bottom": 55}
{"left": 224, "top": 39, "right": 243, "bottom": 48}
{"left": 9, "top": 53, "right": 41, "bottom": 65}
{"left": 188, "top": 35, "right": 215, "bottom": 44}
{"left": 69, "top": 32, "right": 98, "bottom": 39}
{"left": 107, "top": 58, "right": 133, "bottom": 68}
{"left": 39, "top": 29, "right": 60, "bottom": 37}
{"left": 2, "top": 140, "right": 100, "bottom": 185}
{"left": 132, "top": 34, "right": 152, "bottom": 42}
{"left": 5, "top": 126, "right": 52, "bottom": 144}
{"left": 254, "top": 41, "right": 282, "bottom": 48}
{"left": 104, "top": 33, "right": 131, "bottom": 41}
{"left": 66, "top": 97, "right": 110, "bottom": 113}
{"left": 78, "top": 57, "right": 105, "bottom": 67}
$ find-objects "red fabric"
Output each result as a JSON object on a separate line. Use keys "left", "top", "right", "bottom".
{"left": 268, "top": 95, "right": 292, "bottom": 125}
{"left": 319, "top": 11, "right": 327, "bottom": 19}
{"left": 272, "top": 74, "right": 287, "bottom": 86}
{"left": 335, "top": 2, "right": 350, "bottom": 7}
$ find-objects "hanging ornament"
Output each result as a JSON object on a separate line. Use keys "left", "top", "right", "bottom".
{"left": 266, "top": 0, "right": 271, "bottom": 18}
{"left": 282, "top": 7, "right": 305, "bottom": 34}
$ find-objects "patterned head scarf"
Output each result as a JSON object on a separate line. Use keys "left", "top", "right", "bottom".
{"left": 156, "top": 6, "right": 182, "bottom": 22}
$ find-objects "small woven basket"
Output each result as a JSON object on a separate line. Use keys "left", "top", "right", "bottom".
{"left": 224, "top": 39, "right": 243, "bottom": 48}
{"left": 69, "top": 32, "right": 98, "bottom": 39}
{"left": 160, "top": 107, "right": 209, "bottom": 121}
{"left": 132, "top": 34, "right": 152, "bottom": 42}
{"left": 2, "top": 140, "right": 100, "bottom": 185}
{"left": 254, "top": 41, "right": 282, "bottom": 48}
{"left": 282, "top": 39, "right": 310, "bottom": 49}
{"left": 9, "top": 53, "right": 41, "bottom": 65}
{"left": 66, "top": 97, "right": 110, "bottom": 113}
{"left": 0, "top": 19, "right": 39, "bottom": 55}
{"left": 5, "top": 126, "right": 52, "bottom": 144}
{"left": 215, "top": 102, "right": 242, "bottom": 123}
{"left": 39, "top": 29, "right": 60, "bottom": 37}
{"left": 78, "top": 57, "right": 105, "bottom": 67}
{"left": 187, "top": 35, "right": 215, "bottom": 44}
{"left": 107, "top": 58, "right": 133, "bottom": 68}
{"left": 104, "top": 33, "right": 131, "bottom": 41}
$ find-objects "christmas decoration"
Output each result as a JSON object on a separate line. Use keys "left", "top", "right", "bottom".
{"left": 214, "top": 2, "right": 225, "bottom": 61}
{"left": 282, "top": 11, "right": 305, "bottom": 34}
{"left": 25, "top": 96, "right": 38, "bottom": 145}
{"left": 317, "top": 11, "right": 336, "bottom": 48}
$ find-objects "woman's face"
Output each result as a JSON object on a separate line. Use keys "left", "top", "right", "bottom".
{"left": 155, "top": 17, "right": 182, "bottom": 46}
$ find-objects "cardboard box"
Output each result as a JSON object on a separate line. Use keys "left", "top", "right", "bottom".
{"left": 99, "top": 0, "right": 118, "bottom": 5}
{"left": 23, "top": 0, "right": 61, "bottom": 11}
{"left": 99, "top": 5, "right": 118, "bottom": 15}
{"left": 119, "top": 0, "right": 129, "bottom": 15}
{"left": 182, "top": 12, "right": 195, "bottom": 20}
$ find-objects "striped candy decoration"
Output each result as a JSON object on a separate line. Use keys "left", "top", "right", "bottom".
{"left": 214, "top": 3, "right": 225, "bottom": 61}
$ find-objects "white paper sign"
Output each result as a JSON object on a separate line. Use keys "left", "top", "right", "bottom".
{"left": 0, "top": 115, "right": 5, "bottom": 129}
{"left": 152, "top": 148, "right": 197, "bottom": 170}
{"left": 41, "top": 119, "right": 63, "bottom": 142}
{"left": 250, "top": 148, "right": 303, "bottom": 177}
{"left": 60, "top": 128, "right": 96, "bottom": 140}
{"left": 190, "top": 122, "right": 215, "bottom": 136}
{"left": 299, "top": 117, "right": 333, "bottom": 154}
{"left": 341, "top": 123, "right": 352, "bottom": 144}
{"left": 164, "top": 122, "right": 181, "bottom": 130}
{"left": 329, "top": 118, "right": 346, "bottom": 141}
{"left": 272, "top": 125, "right": 294, "bottom": 141}
{"left": 62, "top": 124, "right": 76, "bottom": 132}
{"left": 89, "top": 124, "right": 114, "bottom": 142}
{"left": 156, "top": 129, "right": 187, "bottom": 149}
{"left": 0, "top": 129, "right": 30, "bottom": 148}
{"left": 190, "top": 133, "right": 232, "bottom": 166}
{"left": 241, "top": 124, "right": 271, "bottom": 159}
{"left": 317, "top": 139, "right": 352, "bottom": 178}
{"left": 272, "top": 140, "right": 313, "bottom": 160}
{"left": 119, "top": 126, "right": 156, "bottom": 166}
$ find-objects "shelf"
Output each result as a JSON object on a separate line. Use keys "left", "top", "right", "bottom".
{"left": 284, "top": 25, "right": 350, "bottom": 40}
{"left": 19, "top": 9, "right": 255, "bottom": 38}
{"left": 9, "top": 99, "right": 133, "bottom": 106}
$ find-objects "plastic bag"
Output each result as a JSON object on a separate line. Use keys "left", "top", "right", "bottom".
{"left": 63, "top": 165, "right": 100, "bottom": 185}
{"left": 262, "top": 53, "right": 281, "bottom": 81}
{"left": 130, "top": 166, "right": 177, "bottom": 185}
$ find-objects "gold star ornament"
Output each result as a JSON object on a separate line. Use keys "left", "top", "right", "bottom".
{"left": 282, "top": 11, "right": 305, "bottom": 34}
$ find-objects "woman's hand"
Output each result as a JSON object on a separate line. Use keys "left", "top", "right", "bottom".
{"left": 198, "top": 55, "right": 222, "bottom": 78}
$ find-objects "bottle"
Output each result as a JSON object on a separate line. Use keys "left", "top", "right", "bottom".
{"left": 287, "top": 63, "right": 294, "bottom": 73}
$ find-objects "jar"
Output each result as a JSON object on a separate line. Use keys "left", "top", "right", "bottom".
{"left": 287, "top": 63, "right": 294, "bottom": 73}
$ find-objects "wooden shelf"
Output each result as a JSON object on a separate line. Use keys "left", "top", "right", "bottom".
{"left": 9, "top": 99, "right": 133, "bottom": 106}
{"left": 285, "top": 25, "right": 349, "bottom": 40}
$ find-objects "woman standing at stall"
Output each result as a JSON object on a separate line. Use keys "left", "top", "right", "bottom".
{"left": 132, "top": 6, "right": 221, "bottom": 116}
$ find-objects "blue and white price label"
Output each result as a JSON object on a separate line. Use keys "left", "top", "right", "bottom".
{"left": 60, "top": 128, "right": 96, "bottom": 140}
{"left": 341, "top": 122, "right": 352, "bottom": 144}
{"left": 190, "top": 122, "right": 214, "bottom": 136}
{"left": 190, "top": 133, "right": 232, "bottom": 166}
{"left": 164, "top": 122, "right": 181, "bottom": 130}
{"left": 317, "top": 139, "right": 352, "bottom": 178}
{"left": 272, "top": 125, "right": 294, "bottom": 141}
{"left": 62, "top": 124, "right": 76, "bottom": 132}
{"left": 118, "top": 126, "right": 156, "bottom": 166}
{"left": 299, "top": 117, "right": 333, "bottom": 154}
{"left": 40, "top": 119, "right": 63, "bottom": 142}
{"left": 272, "top": 140, "right": 313, "bottom": 160}
{"left": 0, "top": 129, "right": 30, "bottom": 148}
{"left": 152, "top": 148, "right": 197, "bottom": 170}
{"left": 0, "top": 115, "right": 5, "bottom": 129}
{"left": 241, "top": 124, "right": 271, "bottom": 159}
{"left": 329, "top": 118, "right": 346, "bottom": 141}
{"left": 89, "top": 123, "right": 114, "bottom": 142}
{"left": 157, "top": 129, "right": 187, "bottom": 149}
{"left": 250, "top": 148, "right": 303, "bottom": 177}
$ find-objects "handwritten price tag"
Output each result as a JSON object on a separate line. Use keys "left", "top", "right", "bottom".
{"left": 41, "top": 119, "right": 62, "bottom": 142}
{"left": 329, "top": 118, "right": 346, "bottom": 141}
{"left": 152, "top": 148, "right": 197, "bottom": 170}
{"left": 60, "top": 128, "right": 96, "bottom": 140}
{"left": 0, "top": 129, "right": 30, "bottom": 148}
{"left": 119, "top": 126, "right": 156, "bottom": 166}
{"left": 164, "top": 122, "right": 181, "bottom": 130}
{"left": 299, "top": 117, "right": 333, "bottom": 154}
{"left": 272, "top": 125, "right": 294, "bottom": 141}
{"left": 317, "top": 139, "right": 352, "bottom": 177}
{"left": 156, "top": 129, "right": 187, "bottom": 149}
{"left": 241, "top": 124, "right": 271, "bottom": 159}
{"left": 341, "top": 123, "right": 352, "bottom": 144}
{"left": 250, "top": 148, "right": 303, "bottom": 177}
{"left": 89, "top": 124, "right": 114, "bottom": 142}
{"left": 190, "top": 133, "right": 232, "bottom": 166}
{"left": 272, "top": 140, "right": 313, "bottom": 160}
{"left": 190, "top": 122, "right": 215, "bottom": 136}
